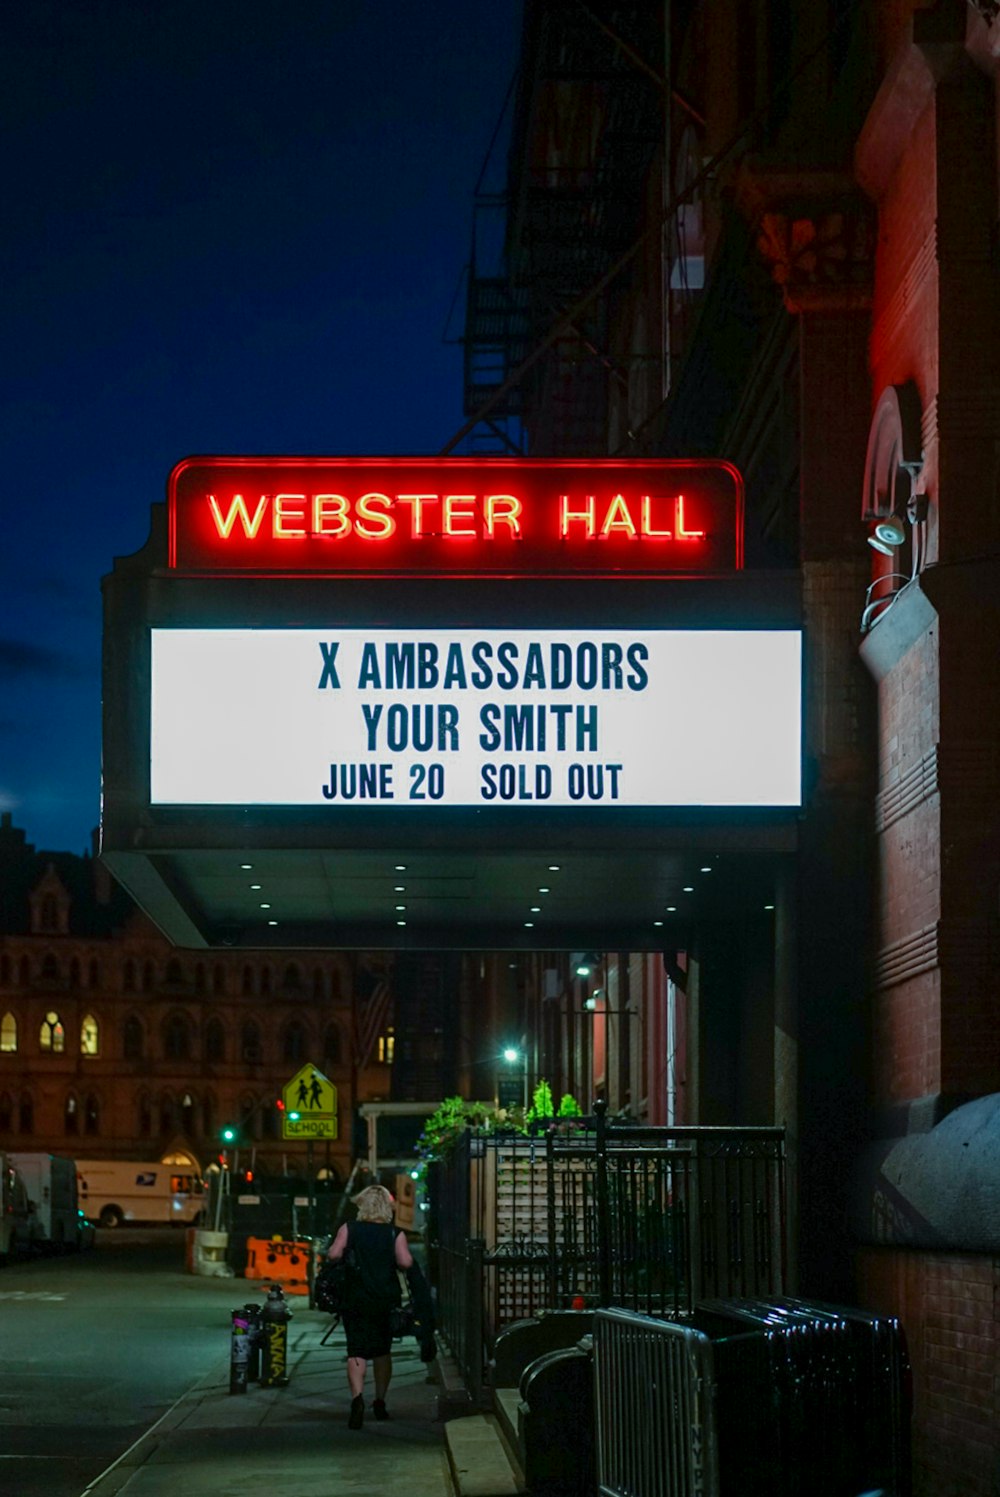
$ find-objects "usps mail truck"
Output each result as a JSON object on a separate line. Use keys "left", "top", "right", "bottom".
{"left": 76, "top": 1160, "right": 204, "bottom": 1228}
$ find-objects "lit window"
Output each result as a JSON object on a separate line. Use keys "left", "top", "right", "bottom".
{"left": 40, "top": 1011, "right": 65, "bottom": 1053}
{"left": 377, "top": 1028, "right": 395, "bottom": 1065}
{"left": 0, "top": 1012, "right": 16, "bottom": 1053}
{"left": 81, "top": 1014, "right": 99, "bottom": 1056}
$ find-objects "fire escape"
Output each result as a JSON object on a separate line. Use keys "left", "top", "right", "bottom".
{"left": 461, "top": 1, "right": 663, "bottom": 457}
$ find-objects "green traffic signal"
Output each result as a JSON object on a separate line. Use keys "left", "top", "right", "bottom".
{"left": 220, "top": 1124, "right": 239, "bottom": 1144}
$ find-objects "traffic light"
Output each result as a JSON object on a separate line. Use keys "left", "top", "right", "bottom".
{"left": 219, "top": 1123, "right": 240, "bottom": 1145}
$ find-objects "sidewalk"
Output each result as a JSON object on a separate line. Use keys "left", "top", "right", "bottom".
{"left": 82, "top": 1317, "right": 454, "bottom": 1497}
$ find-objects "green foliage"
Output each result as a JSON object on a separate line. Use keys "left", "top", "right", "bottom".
{"left": 526, "top": 1078, "right": 554, "bottom": 1125}
{"left": 417, "top": 1096, "right": 502, "bottom": 1162}
{"left": 557, "top": 1093, "right": 583, "bottom": 1118}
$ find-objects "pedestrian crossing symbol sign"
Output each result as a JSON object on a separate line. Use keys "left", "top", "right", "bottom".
{"left": 281, "top": 1063, "right": 338, "bottom": 1139}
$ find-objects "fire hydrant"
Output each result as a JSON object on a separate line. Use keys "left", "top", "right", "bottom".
{"left": 229, "top": 1307, "right": 252, "bottom": 1394}
{"left": 259, "top": 1284, "right": 292, "bottom": 1387}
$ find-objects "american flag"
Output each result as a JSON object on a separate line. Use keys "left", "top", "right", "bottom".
{"left": 353, "top": 968, "right": 392, "bottom": 1072}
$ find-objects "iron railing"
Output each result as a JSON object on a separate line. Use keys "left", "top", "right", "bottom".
{"left": 430, "top": 1105, "right": 785, "bottom": 1392}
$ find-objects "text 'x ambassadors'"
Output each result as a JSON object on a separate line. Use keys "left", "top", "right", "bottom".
{"left": 316, "top": 638, "right": 650, "bottom": 693}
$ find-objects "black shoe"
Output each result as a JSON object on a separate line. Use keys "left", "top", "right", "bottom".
{"left": 373, "top": 1399, "right": 390, "bottom": 1420}
{"left": 348, "top": 1396, "right": 364, "bottom": 1429}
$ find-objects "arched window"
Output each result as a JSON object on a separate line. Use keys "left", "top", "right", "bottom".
{"left": 242, "top": 965, "right": 254, "bottom": 996}
{"left": 123, "top": 959, "right": 136, "bottom": 992}
{"left": 0, "top": 1092, "right": 12, "bottom": 1130}
{"left": 142, "top": 961, "right": 154, "bottom": 993}
{"left": 213, "top": 965, "right": 225, "bottom": 996}
{"left": 19, "top": 1091, "right": 33, "bottom": 1133}
{"left": 181, "top": 1092, "right": 196, "bottom": 1135}
{"left": 1, "top": 1012, "right": 17, "bottom": 1053}
{"left": 241, "top": 1021, "right": 261, "bottom": 1063}
{"left": 312, "top": 968, "right": 325, "bottom": 1000}
{"left": 88, "top": 958, "right": 100, "bottom": 989}
{"left": 137, "top": 1091, "right": 152, "bottom": 1137}
{"left": 84, "top": 1094, "right": 99, "bottom": 1135}
{"left": 163, "top": 1015, "right": 191, "bottom": 1061}
{"left": 69, "top": 958, "right": 81, "bottom": 988}
{"left": 65, "top": 1093, "right": 79, "bottom": 1134}
{"left": 283, "top": 1020, "right": 306, "bottom": 1064}
{"left": 40, "top": 1011, "right": 65, "bottom": 1053}
{"left": 159, "top": 1092, "right": 175, "bottom": 1134}
{"left": 0, "top": 954, "right": 9, "bottom": 985}
{"left": 40, "top": 895, "right": 59, "bottom": 931}
{"left": 284, "top": 962, "right": 301, "bottom": 990}
{"left": 123, "top": 1015, "right": 143, "bottom": 1060}
{"left": 166, "top": 958, "right": 183, "bottom": 986}
{"left": 41, "top": 953, "right": 59, "bottom": 982}
{"left": 195, "top": 963, "right": 206, "bottom": 994}
{"left": 80, "top": 1014, "right": 99, "bottom": 1056}
{"left": 205, "top": 1017, "right": 225, "bottom": 1063}
{"left": 260, "top": 966, "right": 271, "bottom": 996}
{"left": 323, "top": 1023, "right": 342, "bottom": 1066}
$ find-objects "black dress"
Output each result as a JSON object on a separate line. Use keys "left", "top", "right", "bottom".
{"left": 341, "top": 1220, "right": 400, "bottom": 1360}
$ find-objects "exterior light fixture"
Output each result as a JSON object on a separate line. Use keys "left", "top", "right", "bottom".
{"left": 667, "top": 905, "right": 677, "bottom": 912}
{"left": 654, "top": 920, "right": 664, "bottom": 927}
{"left": 397, "top": 920, "right": 406, "bottom": 927}
{"left": 524, "top": 922, "right": 534, "bottom": 928}
{"left": 700, "top": 866, "right": 712, "bottom": 873}
{"left": 548, "top": 865, "right": 561, "bottom": 872}
{"left": 503, "top": 1047, "right": 519, "bottom": 1063}
{"left": 394, "top": 885, "right": 405, "bottom": 892}
{"left": 395, "top": 904, "right": 406, "bottom": 911}
{"left": 394, "top": 864, "right": 406, "bottom": 871}
{"left": 683, "top": 886, "right": 694, "bottom": 893}
{"left": 240, "top": 863, "right": 252, "bottom": 870}
{"left": 250, "top": 883, "right": 261, "bottom": 890}
{"left": 268, "top": 919, "right": 278, "bottom": 926}
{"left": 538, "top": 886, "right": 550, "bottom": 894}
{"left": 867, "top": 512, "right": 906, "bottom": 554}
{"left": 530, "top": 906, "right": 541, "bottom": 913}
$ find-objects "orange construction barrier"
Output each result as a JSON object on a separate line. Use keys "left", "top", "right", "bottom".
{"left": 244, "top": 1236, "right": 311, "bottom": 1295}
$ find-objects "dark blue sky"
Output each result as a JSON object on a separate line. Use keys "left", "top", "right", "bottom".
{"left": 1, "top": 0, "right": 519, "bottom": 854}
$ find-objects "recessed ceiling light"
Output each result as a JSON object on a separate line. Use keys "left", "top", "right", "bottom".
{"left": 683, "top": 886, "right": 694, "bottom": 893}
{"left": 394, "top": 885, "right": 405, "bottom": 892}
{"left": 250, "top": 884, "right": 261, "bottom": 890}
{"left": 764, "top": 904, "right": 775, "bottom": 911}
{"left": 395, "top": 904, "right": 406, "bottom": 911}
{"left": 267, "top": 919, "right": 278, "bottom": 926}
{"left": 395, "top": 864, "right": 406, "bottom": 871}
{"left": 396, "top": 920, "right": 406, "bottom": 927}
{"left": 524, "top": 922, "right": 534, "bottom": 928}
{"left": 667, "top": 906, "right": 677, "bottom": 912}
{"left": 240, "top": 863, "right": 252, "bottom": 870}
{"left": 700, "top": 866, "right": 712, "bottom": 873}
{"left": 538, "top": 887, "right": 550, "bottom": 894}
{"left": 260, "top": 903, "right": 271, "bottom": 909}
{"left": 530, "top": 906, "right": 541, "bottom": 913}
{"left": 548, "top": 865, "right": 560, "bottom": 872}
{"left": 653, "top": 920, "right": 664, "bottom": 927}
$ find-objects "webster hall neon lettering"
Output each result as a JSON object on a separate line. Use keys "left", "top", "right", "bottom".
{"left": 169, "top": 458, "right": 743, "bottom": 574}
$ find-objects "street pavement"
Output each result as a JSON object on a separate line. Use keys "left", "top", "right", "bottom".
{"left": 81, "top": 1314, "right": 455, "bottom": 1497}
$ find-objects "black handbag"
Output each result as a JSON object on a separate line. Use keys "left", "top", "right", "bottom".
{"left": 388, "top": 1271, "right": 416, "bottom": 1338}
{"left": 313, "top": 1258, "right": 348, "bottom": 1314}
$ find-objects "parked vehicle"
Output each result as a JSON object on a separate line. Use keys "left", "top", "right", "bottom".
{"left": 0, "top": 1154, "right": 34, "bottom": 1261}
{"left": 9, "top": 1152, "right": 81, "bottom": 1252}
{"left": 75, "top": 1160, "right": 204, "bottom": 1228}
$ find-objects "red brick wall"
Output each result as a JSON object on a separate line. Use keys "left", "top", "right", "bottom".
{"left": 857, "top": 1246, "right": 1000, "bottom": 1497}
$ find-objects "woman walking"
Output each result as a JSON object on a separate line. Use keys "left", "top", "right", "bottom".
{"left": 327, "top": 1184, "right": 413, "bottom": 1429}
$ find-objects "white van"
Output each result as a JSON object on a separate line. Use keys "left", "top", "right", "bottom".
{"left": 9, "top": 1153, "right": 80, "bottom": 1251}
{"left": 76, "top": 1160, "right": 204, "bottom": 1228}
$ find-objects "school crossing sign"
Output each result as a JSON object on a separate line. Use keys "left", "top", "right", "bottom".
{"left": 281, "top": 1063, "right": 338, "bottom": 1140}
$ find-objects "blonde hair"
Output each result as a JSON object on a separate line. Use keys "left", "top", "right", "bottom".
{"left": 353, "top": 1184, "right": 395, "bottom": 1224}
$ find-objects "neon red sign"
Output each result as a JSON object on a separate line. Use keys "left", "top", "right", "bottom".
{"left": 168, "top": 457, "right": 743, "bottom": 575}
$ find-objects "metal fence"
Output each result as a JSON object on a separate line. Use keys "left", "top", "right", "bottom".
{"left": 592, "top": 1302, "right": 911, "bottom": 1497}
{"left": 594, "top": 1309, "right": 720, "bottom": 1497}
{"left": 429, "top": 1105, "right": 785, "bottom": 1394}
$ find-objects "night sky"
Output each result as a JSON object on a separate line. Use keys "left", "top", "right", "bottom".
{"left": 2, "top": 0, "right": 519, "bottom": 855}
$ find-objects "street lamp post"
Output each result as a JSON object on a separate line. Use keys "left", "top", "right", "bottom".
{"left": 502, "top": 1046, "right": 529, "bottom": 1108}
